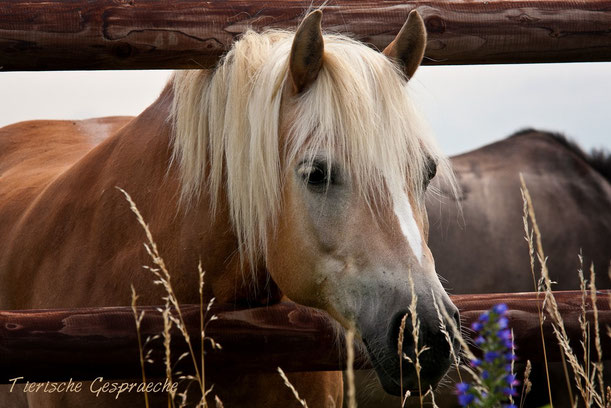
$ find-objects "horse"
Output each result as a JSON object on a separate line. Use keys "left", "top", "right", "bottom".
{"left": 429, "top": 129, "right": 611, "bottom": 407}
{"left": 429, "top": 128, "right": 611, "bottom": 294}
{"left": 354, "top": 129, "right": 611, "bottom": 407}
{"left": 0, "top": 10, "right": 460, "bottom": 407}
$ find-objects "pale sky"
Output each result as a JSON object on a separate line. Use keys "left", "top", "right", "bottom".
{"left": 1, "top": 62, "right": 609, "bottom": 156}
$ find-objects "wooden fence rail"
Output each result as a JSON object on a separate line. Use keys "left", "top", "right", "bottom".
{"left": 1, "top": 0, "right": 610, "bottom": 71}
{"left": 1, "top": 291, "right": 609, "bottom": 383}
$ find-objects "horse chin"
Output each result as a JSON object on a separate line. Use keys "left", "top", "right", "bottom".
{"left": 370, "top": 360, "right": 445, "bottom": 397}
{"left": 363, "top": 339, "right": 450, "bottom": 396}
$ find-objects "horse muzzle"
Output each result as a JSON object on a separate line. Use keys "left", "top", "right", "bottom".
{"left": 359, "top": 303, "right": 461, "bottom": 396}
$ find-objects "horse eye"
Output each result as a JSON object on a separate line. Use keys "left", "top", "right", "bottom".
{"left": 428, "top": 161, "right": 437, "bottom": 180}
{"left": 425, "top": 159, "right": 437, "bottom": 187}
{"left": 298, "top": 160, "right": 333, "bottom": 189}
{"left": 305, "top": 165, "right": 328, "bottom": 186}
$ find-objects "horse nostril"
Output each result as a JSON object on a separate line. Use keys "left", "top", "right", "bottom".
{"left": 388, "top": 309, "right": 413, "bottom": 352}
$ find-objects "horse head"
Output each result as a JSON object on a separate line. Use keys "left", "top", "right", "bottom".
{"left": 172, "top": 10, "right": 460, "bottom": 396}
{"left": 267, "top": 11, "right": 460, "bottom": 395}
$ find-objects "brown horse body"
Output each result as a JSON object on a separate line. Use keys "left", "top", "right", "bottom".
{"left": 0, "top": 93, "right": 288, "bottom": 310}
{"left": 0, "top": 11, "right": 461, "bottom": 408}
{"left": 0, "top": 91, "right": 329, "bottom": 407}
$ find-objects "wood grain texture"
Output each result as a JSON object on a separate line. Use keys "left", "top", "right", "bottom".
{"left": 1, "top": 291, "right": 609, "bottom": 383}
{"left": 0, "top": 0, "right": 610, "bottom": 71}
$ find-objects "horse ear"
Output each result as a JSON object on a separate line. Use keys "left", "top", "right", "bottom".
{"left": 289, "top": 10, "right": 324, "bottom": 94}
{"left": 383, "top": 11, "right": 427, "bottom": 80}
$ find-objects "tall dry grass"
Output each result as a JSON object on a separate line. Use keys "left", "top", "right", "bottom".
{"left": 119, "top": 187, "right": 221, "bottom": 407}
{"left": 520, "top": 176, "right": 607, "bottom": 408}
{"left": 423, "top": 177, "right": 608, "bottom": 408}
{"left": 119, "top": 179, "right": 608, "bottom": 408}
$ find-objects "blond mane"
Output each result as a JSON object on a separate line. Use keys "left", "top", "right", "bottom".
{"left": 171, "top": 29, "right": 453, "bottom": 271}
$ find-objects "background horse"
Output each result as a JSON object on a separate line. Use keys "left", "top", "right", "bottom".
{"left": 354, "top": 129, "right": 611, "bottom": 406}
{"left": 429, "top": 129, "right": 611, "bottom": 407}
{"left": 0, "top": 10, "right": 460, "bottom": 408}
{"left": 430, "top": 128, "right": 611, "bottom": 294}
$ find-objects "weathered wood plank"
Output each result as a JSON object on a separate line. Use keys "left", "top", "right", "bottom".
{"left": 0, "top": 291, "right": 609, "bottom": 383}
{"left": 0, "top": 0, "right": 610, "bottom": 71}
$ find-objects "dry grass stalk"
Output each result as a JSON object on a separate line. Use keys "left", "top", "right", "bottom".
{"left": 589, "top": 264, "right": 605, "bottom": 406}
{"left": 579, "top": 256, "right": 590, "bottom": 405}
{"left": 431, "top": 294, "right": 479, "bottom": 374}
{"left": 433, "top": 296, "right": 495, "bottom": 400}
{"left": 199, "top": 262, "right": 207, "bottom": 407}
{"left": 519, "top": 360, "right": 532, "bottom": 408}
{"left": 520, "top": 177, "right": 604, "bottom": 407}
{"left": 398, "top": 312, "right": 408, "bottom": 403}
{"left": 403, "top": 271, "right": 429, "bottom": 408}
{"left": 161, "top": 303, "right": 176, "bottom": 408}
{"left": 520, "top": 174, "right": 555, "bottom": 407}
{"left": 431, "top": 290, "right": 463, "bottom": 384}
{"left": 428, "top": 386, "right": 439, "bottom": 408}
{"left": 509, "top": 328, "right": 516, "bottom": 407}
{"left": 119, "top": 187, "right": 222, "bottom": 407}
{"left": 118, "top": 187, "right": 203, "bottom": 390}
{"left": 277, "top": 367, "right": 309, "bottom": 408}
{"left": 401, "top": 390, "right": 412, "bottom": 408}
{"left": 346, "top": 328, "right": 357, "bottom": 408}
{"left": 131, "top": 286, "right": 151, "bottom": 408}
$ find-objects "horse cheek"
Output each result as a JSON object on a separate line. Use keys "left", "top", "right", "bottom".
{"left": 266, "top": 185, "right": 320, "bottom": 306}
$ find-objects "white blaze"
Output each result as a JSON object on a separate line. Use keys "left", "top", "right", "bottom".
{"left": 391, "top": 188, "right": 423, "bottom": 264}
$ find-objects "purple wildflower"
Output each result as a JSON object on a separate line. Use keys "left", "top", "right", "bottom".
{"left": 471, "top": 321, "right": 484, "bottom": 331}
{"left": 503, "top": 387, "right": 518, "bottom": 397}
{"left": 458, "top": 393, "right": 475, "bottom": 406}
{"left": 458, "top": 303, "right": 517, "bottom": 407}
{"left": 484, "top": 351, "right": 500, "bottom": 362}
{"left": 498, "top": 329, "right": 512, "bottom": 340}
{"left": 456, "top": 382, "right": 470, "bottom": 393}
{"left": 504, "top": 352, "right": 517, "bottom": 361}
{"left": 505, "top": 374, "right": 519, "bottom": 387}
{"left": 493, "top": 303, "right": 508, "bottom": 314}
